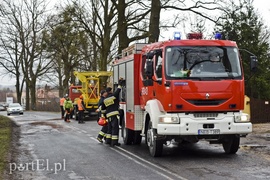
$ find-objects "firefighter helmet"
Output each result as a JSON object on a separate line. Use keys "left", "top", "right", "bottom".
{"left": 98, "top": 117, "right": 107, "bottom": 126}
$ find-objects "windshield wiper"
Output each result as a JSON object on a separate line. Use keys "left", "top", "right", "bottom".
{"left": 185, "top": 77, "right": 202, "bottom": 81}
{"left": 187, "top": 77, "right": 226, "bottom": 81}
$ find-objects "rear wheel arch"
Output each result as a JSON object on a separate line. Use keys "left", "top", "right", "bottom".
{"left": 144, "top": 113, "right": 150, "bottom": 145}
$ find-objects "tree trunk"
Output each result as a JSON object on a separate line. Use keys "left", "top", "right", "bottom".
{"left": 29, "top": 81, "right": 37, "bottom": 110}
{"left": 117, "top": 0, "right": 129, "bottom": 54}
{"left": 148, "top": 0, "right": 161, "bottom": 43}
{"left": 15, "top": 76, "right": 22, "bottom": 104}
{"left": 25, "top": 83, "right": 30, "bottom": 110}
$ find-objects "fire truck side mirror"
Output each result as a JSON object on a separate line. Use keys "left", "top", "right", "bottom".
{"left": 145, "top": 60, "right": 154, "bottom": 78}
{"left": 250, "top": 56, "right": 258, "bottom": 72}
{"left": 239, "top": 48, "right": 258, "bottom": 73}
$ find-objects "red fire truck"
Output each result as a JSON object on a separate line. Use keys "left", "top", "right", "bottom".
{"left": 113, "top": 33, "right": 257, "bottom": 157}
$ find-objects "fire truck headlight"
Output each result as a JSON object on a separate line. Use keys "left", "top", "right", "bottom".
{"left": 234, "top": 113, "right": 250, "bottom": 123}
{"left": 159, "top": 116, "right": 180, "bottom": 124}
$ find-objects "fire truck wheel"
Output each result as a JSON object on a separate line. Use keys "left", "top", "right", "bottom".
{"left": 147, "top": 121, "right": 163, "bottom": 157}
{"left": 133, "top": 131, "right": 142, "bottom": 145}
{"left": 122, "top": 119, "right": 134, "bottom": 145}
{"left": 222, "top": 134, "right": 240, "bottom": 154}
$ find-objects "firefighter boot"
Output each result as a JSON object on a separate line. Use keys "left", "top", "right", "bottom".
{"left": 111, "top": 138, "right": 121, "bottom": 147}
{"left": 97, "top": 137, "right": 103, "bottom": 143}
{"left": 105, "top": 135, "right": 111, "bottom": 145}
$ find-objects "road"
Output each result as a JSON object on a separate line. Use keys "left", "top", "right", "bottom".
{"left": 2, "top": 111, "right": 270, "bottom": 180}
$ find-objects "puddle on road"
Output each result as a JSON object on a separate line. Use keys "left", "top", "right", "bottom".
{"left": 30, "top": 121, "right": 63, "bottom": 129}
{"left": 241, "top": 144, "right": 268, "bottom": 150}
{"left": 21, "top": 122, "right": 64, "bottom": 135}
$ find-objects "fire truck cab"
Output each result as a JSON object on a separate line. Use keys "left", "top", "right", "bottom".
{"left": 113, "top": 33, "right": 257, "bottom": 157}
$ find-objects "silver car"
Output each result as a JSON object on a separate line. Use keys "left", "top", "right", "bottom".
{"left": 7, "top": 103, "right": 24, "bottom": 115}
{"left": 0, "top": 104, "right": 5, "bottom": 111}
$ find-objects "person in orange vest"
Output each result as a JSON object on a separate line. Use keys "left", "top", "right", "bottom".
{"left": 77, "top": 95, "right": 86, "bottom": 124}
{"left": 60, "top": 95, "right": 66, "bottom": 119}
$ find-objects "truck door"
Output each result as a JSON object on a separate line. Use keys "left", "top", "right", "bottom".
{"left": 139, "top": 54, "right": 154, "bottom": 108}
{"left": 152, "top": 50, "right": 172, "bottom": 111}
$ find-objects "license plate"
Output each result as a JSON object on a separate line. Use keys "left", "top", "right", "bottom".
{"left": 198, "top": 129, "right": 220, "bottom": 135}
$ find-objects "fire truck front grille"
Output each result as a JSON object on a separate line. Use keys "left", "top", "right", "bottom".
{"left": 193, "top": 113, "right": 218, "bottom": 118}
{"left": 187, "top": 99, "right": 226, "bottom": 106}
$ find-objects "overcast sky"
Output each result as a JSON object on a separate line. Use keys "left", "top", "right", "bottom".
{"left": 0, "top": 0, "right": 269, "bottom": 86}
{"left": 254, "top": 0, "right": 270, "bottom": 25}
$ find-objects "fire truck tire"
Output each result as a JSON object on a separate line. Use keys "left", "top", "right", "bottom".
{"left": 122, "top": 119, "right": 134, "bottom": 145}
{"left": 133, "top": 131, "right": 142, "bottom": 145}
{"left": 222, "top": 134, "right": 240, "bottom": 154}
{"left": 147, "top": 121, "right": 163, "bottom": 157}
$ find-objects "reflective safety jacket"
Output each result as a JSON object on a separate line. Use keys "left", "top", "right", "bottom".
{"left": 63, "top": 99, "right": 73, "bottom": 110}
{"left": 60, "top": 98, "right": 65, "bottom": 106}
{"left": 77, "top": 98, "right": 85, "bottom": 111}
{"left": 101, "top": 86, "right": 121, "bottom": 118}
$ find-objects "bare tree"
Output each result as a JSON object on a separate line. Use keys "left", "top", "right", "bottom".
{"left": 43, "top": 5, "right": 92, "bottom": 96}
{"left": 147, "top": 0, "right": 225, "bottom": 42}
{"left": 0, "top": 12, "right": 24, "bottom": 104}
{"left": 0, "top": 0, "right": 54, "bottom": 110}
{"left": 111, "top": 0, "right": 150, "bottom": 54}
{"left": 70, "top": 0, "right": 118, "bottom": 72}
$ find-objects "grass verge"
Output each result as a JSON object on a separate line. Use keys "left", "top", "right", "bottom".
{"left": 0, "top": 115, "right": 12, "bottom": 180}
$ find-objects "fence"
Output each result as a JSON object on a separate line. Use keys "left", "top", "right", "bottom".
{"left": 250, "top": 98, "right": 270, "bottom": 124}
{"left": 36, "top": 98, "right": 60, "bottom": 112}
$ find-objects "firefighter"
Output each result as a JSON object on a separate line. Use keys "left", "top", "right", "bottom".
{"left": 77, "top": 95, "right": 86, "bottom": 124}
{"left": 101, "top": 78, "right": 124, "bottom": 147}
{"left": 63, "top": 97, "right": 73, "bottom": 122}
{"left": 60, "top": 95, "right": 66, "bottom": 119}
{"left": 96, "top": 90, "right": 108, "bottom": 143}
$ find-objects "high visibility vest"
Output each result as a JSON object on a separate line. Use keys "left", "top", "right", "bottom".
{"left": 77, "top": 99, "right": 84, "bottom": 110}
{"left": 60, "top": 98, "right": 65, "bottom": 106}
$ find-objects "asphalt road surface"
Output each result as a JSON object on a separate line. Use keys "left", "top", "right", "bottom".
{"left": 2, "top": 111, "right": 270, "bottom": 180}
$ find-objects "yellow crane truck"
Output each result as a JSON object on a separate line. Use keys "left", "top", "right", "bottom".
{"left": 69, "top": 71, "right": 112, "bottom": 120}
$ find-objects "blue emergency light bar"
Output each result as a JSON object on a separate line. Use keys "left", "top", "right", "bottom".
{"left": 173, "top": 32, "right": 181, "bottom": 40}
{"left": 215, "top": 32, "right": 222, "bottom": 40}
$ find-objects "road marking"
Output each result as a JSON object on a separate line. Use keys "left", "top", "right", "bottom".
{"left": 80, "top": 130, "right": 87, "bottom": 134}
{"left": 110, "top": 147, "right": 187, "bottom": 180}
{"left": 71, "top": 124, "right": 187, "bottom": 179}
{"left": 88, "top": 137, "right": 187, "bottom": 180}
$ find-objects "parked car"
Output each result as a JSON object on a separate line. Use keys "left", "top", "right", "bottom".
{"left": 7, "top": 103, "right": 24, "bottom": 115}
{"left": 0, "top": 104, "right": 5, "bottom": 111}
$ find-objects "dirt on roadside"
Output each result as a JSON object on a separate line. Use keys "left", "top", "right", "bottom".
{"left": 241, "top": 123, "right": 270, "bottom": 160}
{"left": 3, "top": 121, "right": 21, "bottom": 180}
{"left": 252, "top": 123, "right": 270, "bottom": 134}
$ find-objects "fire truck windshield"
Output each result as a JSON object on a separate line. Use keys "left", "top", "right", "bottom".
{"left": 165, "top": 46, "right": 242, "bottom": 80}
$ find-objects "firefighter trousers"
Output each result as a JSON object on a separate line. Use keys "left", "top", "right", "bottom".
{"left": 78, "top": 110, "right": 84, "bottom": 123}
{"left": 105, "top": 115, "right": 119, "bottom": 145}
{"left": 60, "top": 106, "right": 65, "bottom": 118}
{"left": 65, "top": 108, "right": 71, "bottom": 121}
{"left": 97, "top": 125, "right": 108, "bottom": 140}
